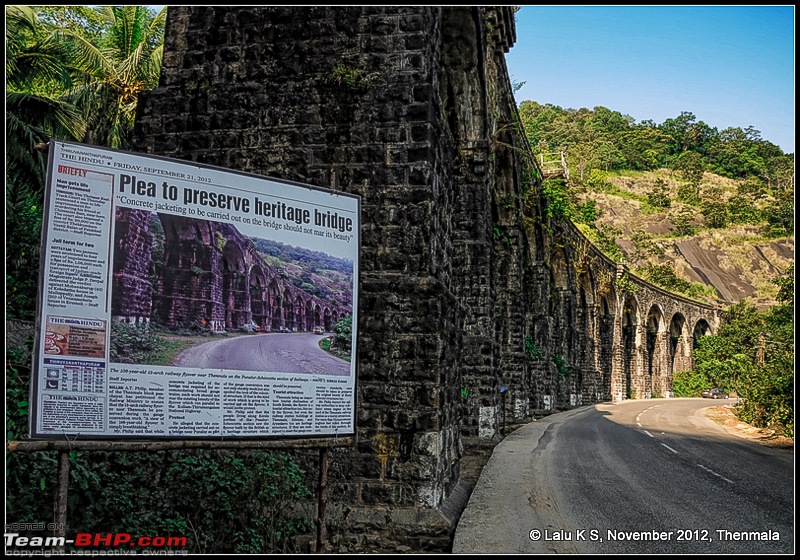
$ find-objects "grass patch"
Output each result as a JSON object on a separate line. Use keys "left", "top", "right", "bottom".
{"left": 319, "top": 337, "right": 350, "bottom": 362}
{"left": 150, "top": 336, "right": 204, "bottom": 366}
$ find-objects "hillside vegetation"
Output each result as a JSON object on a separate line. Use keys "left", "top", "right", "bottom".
{"left": 252, "top": 238, "right": 354, "bottom": 308}
{"left": 576, "top": 168, "right": 793, "bottom": 308}
{"left": 518, "top": 101, "right": 794, "bottom": 307}
{"left": 519, "top": 100, "right": 794, "bottom": 437}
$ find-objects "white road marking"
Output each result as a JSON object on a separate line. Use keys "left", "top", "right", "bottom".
{"left": 661, "top": 443, "right": 678, "bottom": 454}
{"left": 697, "top": 463, "right": 734, "bottom": 484}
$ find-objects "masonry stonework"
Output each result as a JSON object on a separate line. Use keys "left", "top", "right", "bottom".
{"left": 131, "top": 6, "right": 720, "bottom": 551}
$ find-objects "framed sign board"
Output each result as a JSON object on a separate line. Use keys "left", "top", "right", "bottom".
{"left": 30, "top": 141, "right": 360, "bottom": 440}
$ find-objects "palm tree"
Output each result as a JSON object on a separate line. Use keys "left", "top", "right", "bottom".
{"left": 6, "top": 5, "right": 89, "bottom": 318}
{"left": 5, "top": 5, "right": 166, "bottom": 319}
{"left": 6, "top": 5, "right": 87, "bottom": 197}
{"left": 61, "top": 5, "right": 166, "bottom": 148}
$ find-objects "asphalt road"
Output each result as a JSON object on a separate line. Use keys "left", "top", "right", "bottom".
{"left": 453, "top": 398, "right": 794, "bottom": 554}
{"left": 174, "top": 332, "right": 351, "bottom": 376}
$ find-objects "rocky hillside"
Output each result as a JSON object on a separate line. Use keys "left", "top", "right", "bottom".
{"left": 575, "top": 169, "right": 794, "bottom": 309}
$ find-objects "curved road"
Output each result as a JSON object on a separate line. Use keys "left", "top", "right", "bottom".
{"left": 174, "top": 333, "right": 351, "bottom": 376}
{"left": 453, "top": 398, "right": 794, "bottom": 554}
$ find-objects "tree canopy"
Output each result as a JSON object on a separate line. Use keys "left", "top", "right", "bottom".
{"left": 518, "top": 100, "right": 794, "bottom": 185}
{"left": 6, "top": 5, "right": 166, "bottom": 320}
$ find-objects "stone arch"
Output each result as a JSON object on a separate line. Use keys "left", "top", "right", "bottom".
{"left": 111, "top": 208, "right": 155, "bottom": 324}
{"left": 551, "top": 247, "right": 569, "bottom": 290}
{"left": 440, "top": 7, "right": 486, "bottom": 146}
{"left": 306, "top": 299, "right": 315, "bottom": 330}
{"left": 221, "top": 240, "right": 247, "bottom": 330}
{"left": 693, "top": 318, "right": 712, "bottom": 348}
{"left": 282, "top": 288, "right": 294, "bottom": 331}
{"left": 323, "top": 307, "right": 333, "bottom": 331}
{"left": 249, "top": 265, "right": 269, "bottom": 330}
{"left": 577, "top": 271, "right": 597, "bottom": 402}
{"left": 313, "top": 303, "right": 321, "bottom": 331}
{"left": 269, "top": 279, "right": 281, "bottom": 331}
{"left": 156, "top": 216, "right": 223, "bottom": 331}
{"left": 550, "top": 247, "right": 574, "bottom": 407}
{"left": 621, "top": 293, "right": 640, "bottom": 399}
{"left": 295, "top": 294, "right": 306, "bottom": 331}
{"left": 598, "top": 286, "right": 617, "bottom": 401}
{"left": 668, "top": 313, "right": 692, "bottom": 376}
{"left": 645, "top": 304, "right": 667, "bottom": 397}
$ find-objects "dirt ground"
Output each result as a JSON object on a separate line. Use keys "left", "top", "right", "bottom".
{"left": 705, "top": 403, "right": 794, "bottom": 451}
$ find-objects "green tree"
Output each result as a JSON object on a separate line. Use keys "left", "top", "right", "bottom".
{"left": 772, "top": 264, "right": 793, "bottom": 305}
{"left": 762, "top": 189, "right": 794, "bottom": 237}
{"left": 726, "top": 194, "right": 762, "bottom": 224}
{"left": 640, "top": 262, "right": 714, "bottom": 300}
{"left": 764, "top": 154, "right": 794, "bottom": 192}
{"left": 659, "top": 111, "right": 717, "bottom": 156}
{"left": 6, "top": 5, "right": 89, "bottom": 319}
{"left": 736, "top": 177, "right": 768, "bottom": 200}
{"left": 628, "top": 232, "right": 664, "bottom": 265}
{"left": 735, "top": 267, "right": 794, "bottom": 436}
{"left": 332, "top": 315, "right": 353, "bottom": 356}
{"left": 690, "top": 294, "right": 793, "bottom": 436}
{"left": 566, "top": 141, "right": 600, "bottom": 182}
{"left": 646, "top": 178, "right": 671, "bottom": 208}
{"left": 618, "top": 125, "right": 671, "bottom": 170}
{"left": 693, "top": 335, "right": 753, "bottom": 393}
{"left": 63, "top": 6, "right": 166, "bottom": 148}
{"left": 6, "top": 5, "right": 88, "bottom": 190}
{"left": 670, "top": 207, "right": 696, "bottom": 236}
{"left": 575, "top": 199, "right": 601, "bottom": 226}
{"left": 676, "top": 183, "right": 701, "bottom": 206}
{"left": 6, "top": 6, "right": 166, "bottom": 319}
{"left": 700, "top": 187, "right": 729, "bottom": 228}
{"left": 706, "top": 126, "right": 769, "bottom": 179}
{"left": 540, "top": 178, "right": 575, "bottom": 221}
{"left": 672, "top": 150, "right": 704, "bottom": 185}
{"left": 659, "top": 111, "right": 699, "bottom": 154}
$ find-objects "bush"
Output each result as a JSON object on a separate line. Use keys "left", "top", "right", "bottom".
{"left": 332, "top": 315, "right": 353, "bottom": 357}
{"left": 641, "top": 262, "right": 715, "bottom": 299}
{"left": 677, "top": 183, "right": 701, "bottom": 206}
{"left": 700, "top": 199, "right": 729, "bottom": 228}
{"left": 8, "top": 334, "right": 316, "bottom": 554}
{"left": 586, "top": 168, "right": 613, "bottom": 191}
{"left": 671, "top": 369, "right": 712, "bottom": 397}
{"left": 541, "top": 178, "right": 575, "bottom": 221}
{"left": 670, "top": 207, "right": 696, "bottom": 236}
{"left": 575, "top": 199, "right": 601, "bottom": 225}
{"left": 762, "top": 189, "right": 794, "bottom": 237}
{"left": 6, "top": 440, "right": 315, "bottom": 553}
{"left": 691, "top": 293, "right": 794, "bottom": 437}
{"left": 726, "top": 194, "right": 762, "bottom": 224}
{"left": 673, "top": 151, "right": 704, "bottom": 185}
{"left": 109, "top": 321, "right": 164, "bottom": 363}
{"left": 737, "top": 355, "right": 794, "bottom": 438}
{"left": 646, "top": 178, "right": 671, "bottom": 208}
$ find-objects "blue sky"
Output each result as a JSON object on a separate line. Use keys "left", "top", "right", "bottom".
{"left": 506, "top": 5, "right": 795, "bottom": 154}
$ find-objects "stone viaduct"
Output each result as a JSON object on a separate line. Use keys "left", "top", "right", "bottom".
{"left": 130, "top": 6, "right": 721, "bottom": 551}
{"left": 111, "top": 208, "right": 352, "bottom": 333}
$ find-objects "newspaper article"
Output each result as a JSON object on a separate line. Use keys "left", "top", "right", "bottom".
{"left": 31, "top": 141, "right": 359, "bottom": 439}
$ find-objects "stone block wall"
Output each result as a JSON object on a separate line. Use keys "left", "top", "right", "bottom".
{"left": 131, "top": 6, "right": 720, "bottom": 551}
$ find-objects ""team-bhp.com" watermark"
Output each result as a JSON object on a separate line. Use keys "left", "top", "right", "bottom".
{"left": 5, "top": 531, "right": 189, "bottom": 555}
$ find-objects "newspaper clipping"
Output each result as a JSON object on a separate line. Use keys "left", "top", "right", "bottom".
{"left": 30, "top": 141, "right": 360, "bottom": 439}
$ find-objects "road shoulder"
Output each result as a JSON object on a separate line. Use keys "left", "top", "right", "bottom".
{"left": 704, "top": 403, "right": 793, "bottom": 451}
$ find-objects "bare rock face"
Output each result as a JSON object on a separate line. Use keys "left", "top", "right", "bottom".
{"left": 673, "top": 238, "right": 757, "bottom": 302}
{"left": 590, "top": 174, "right": 793, "bottom": 310}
